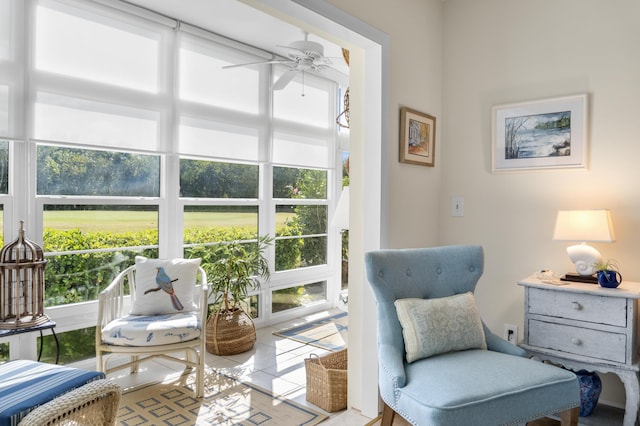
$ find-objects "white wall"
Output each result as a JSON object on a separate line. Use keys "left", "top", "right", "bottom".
{"left": 329, "top": 0, "right": 444, "bottom": 249}
{"left": 441, "top": 0, "right": 640, "bottom": 407}
{"left": 330, "top": 0, "right": 640, "bottom": 412}
{"left": 328, "top": 0, "right": 444, "bottom": 416}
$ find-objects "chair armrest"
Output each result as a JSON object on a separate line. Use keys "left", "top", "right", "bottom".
{"left": 197, "top": 283, "right": 209, "bottom": 323}
{"left": 378, "top": 343, "right": 407, "bottom": 388}
{"left": 196, "top": 266, "right": 208, "bottom": 320}
{"left": 483, "top": 323, "right": 528, "bottom": 357}
{"left": 96, "top": 266, "right": 135, "bottom": 342}
{"left": 18, "top": 380, "right": 122, "bottom": 426}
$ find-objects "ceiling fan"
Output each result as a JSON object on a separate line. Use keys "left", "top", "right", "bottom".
{"left": 222, "top": 32, "right": 335, "bottom": 91}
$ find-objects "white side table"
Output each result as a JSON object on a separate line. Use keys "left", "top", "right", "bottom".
{"left": 518, "top": 276, "right": 640, "bottom": 426}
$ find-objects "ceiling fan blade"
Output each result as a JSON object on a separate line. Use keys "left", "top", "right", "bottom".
{"left": 222, "top": 59, "right": 292, "bottom": 69}
{"left": 272, "top": 68, "right": 298, "bottom": 90}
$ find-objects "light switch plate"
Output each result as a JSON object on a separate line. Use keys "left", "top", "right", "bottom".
{"left": 451, "top": 196, "right": 464, "bottom": 217}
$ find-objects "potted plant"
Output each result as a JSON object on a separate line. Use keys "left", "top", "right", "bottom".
{"left": 204, "top": 235, "right": 272, "bottom": 355}
{"left": 592, "top": 259, "right": 622, "bottom": 288}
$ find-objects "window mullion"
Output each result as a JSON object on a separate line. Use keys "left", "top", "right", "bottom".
{"left": 159, "top": 20, "right": 180, "bottom": 258}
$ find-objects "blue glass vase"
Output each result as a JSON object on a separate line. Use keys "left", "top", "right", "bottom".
{"left": 576, "top": 369, "right": 602, "bottom": 416}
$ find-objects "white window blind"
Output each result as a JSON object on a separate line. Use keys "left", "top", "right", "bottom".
{"left": 272, "top": 130, "right": 329, "bottom": 168}
{"left": 35, "top": 1, "right": 159, "bottom": 93}
{"left": 34, "top": 92, "right": 159, "bottom": 150}
{"left": 179, "top": 116, "right": 259, "bottom": 161}
{"left": 272, "top": 67, "right": 333, "bottom": 128}
{"left": 0, "top": 0, "right": 21, "bottom": 139}
{"left": 179, "top": 34, "right": 261, "bottom": 114}
{"left": 272, "top": 67, "right": 335, "bottom": 168}
{"left": 0, "top": 0, "right": 11, "bottom": 62}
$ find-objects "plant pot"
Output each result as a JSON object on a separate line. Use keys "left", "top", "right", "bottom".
{"left": 206, "top": 308, "right": 256, "bottom": 355}
{"left": 597, "top": 269, "right": 622, "bottom": 288}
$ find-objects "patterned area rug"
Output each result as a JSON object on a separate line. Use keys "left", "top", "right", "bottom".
{"left": 118, "top": 368, "right": 328, "bottom": 425}
{"left": 273, "top": 312, "right": 348, "bottom": 352}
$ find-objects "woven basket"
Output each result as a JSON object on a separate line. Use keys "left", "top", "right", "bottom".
{"left": 305, "top": 349, "right": 348, "bottom": 412}
{"left": 206, "top": 308, "right": 256, "bottom": 355}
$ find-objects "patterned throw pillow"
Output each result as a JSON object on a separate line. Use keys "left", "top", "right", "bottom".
{"left": 394, "top": 292, "right": 487, "bottom": 363}
{"left": 130, "top": 257, "right": 201, "bottom": 315}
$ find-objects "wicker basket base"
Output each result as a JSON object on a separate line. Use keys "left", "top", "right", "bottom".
{"left": 305, "top": 349, "right": 348, "bottom": 412}
{"left": 206, "top": 309, "right": 256, "bottom": 355}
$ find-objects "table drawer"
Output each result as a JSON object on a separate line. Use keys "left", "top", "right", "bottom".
{"left": 528, "top": 319, "right": 627, "bottom": 363}
{"left": 528, "top": 287, "right": 627, "bottom": 327}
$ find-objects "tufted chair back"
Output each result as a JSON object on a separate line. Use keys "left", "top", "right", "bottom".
{"left": 365, "top": 245, "right": 484, "bottom": 360}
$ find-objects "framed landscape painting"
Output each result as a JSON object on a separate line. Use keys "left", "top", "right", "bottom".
{"left": 399, "top": 107, "right": 436, "bottom": 167}
{"left": 492, "top": 94, "right": 588, "bottom": 172}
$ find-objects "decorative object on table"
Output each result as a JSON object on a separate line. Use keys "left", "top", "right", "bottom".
{"left": 552, "top": 209, "right": 615, "bottom": 283}
{"left": 492, "top": 94, "right": 588, "bottom": 172}
{"left": 575, "top": 369, "right": 602, "bottom": 417}
{"left": 593, "top": 259, "right": 622, "bottom": 288}
{"left": 205, "top": 235, "right": 271, "bottom": 355}
{"left": 399, "top": 107, "right": 436, "bottom": 167}
{"left": 305, "top": 348, "right": 348, "bottom": 412}
{"left": 0, "top": 221, "right": 49, "bottom": 329}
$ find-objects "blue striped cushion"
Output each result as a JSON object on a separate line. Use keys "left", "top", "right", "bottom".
{"left": 0, "top": 360, "right": 105, "bottom": 426}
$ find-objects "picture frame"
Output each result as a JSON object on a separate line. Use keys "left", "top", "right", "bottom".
{"left": 399, "top": 107, "right": 436, "bottom": 167}
{"left": 491, "top": 94, "right": 588, "bottom": 172}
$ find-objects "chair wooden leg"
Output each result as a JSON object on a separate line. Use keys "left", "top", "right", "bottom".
{"left": 560, "top": 407, "right": 579, "bottom": 426}
{"left": 381, "top": 402, "right": 396, "bottom": 426}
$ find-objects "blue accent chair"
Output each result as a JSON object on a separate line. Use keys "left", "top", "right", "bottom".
{"left": 364, "top": 245, "right": 580, "bottom": 426}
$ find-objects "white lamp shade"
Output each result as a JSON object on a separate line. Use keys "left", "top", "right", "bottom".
{"left": 331, "top": 186, "right": 350, "bottom": 230}
{"left": 552, "top": 209, "right": 615, "bottom": 242}
{"left": 553, "top": 209, "right": 615, "bottom": 276}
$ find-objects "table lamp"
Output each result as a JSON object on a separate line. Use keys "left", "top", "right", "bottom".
{"left": 552, "top": 209, "right": 615, "bottom": 283}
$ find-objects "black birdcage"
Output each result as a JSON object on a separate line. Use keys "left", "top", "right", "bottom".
{"left": 0, "top": 221, "right": 48, "bottom": 329}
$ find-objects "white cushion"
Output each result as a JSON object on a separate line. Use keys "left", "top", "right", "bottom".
{"left": 101, "top": 312, "right": 201, "bottom": 346}
{"left": 394, "top": 292, "right": 487, "bottom": 363}
{"left": 130, "top": 257, "right": 200, "bottom": 315}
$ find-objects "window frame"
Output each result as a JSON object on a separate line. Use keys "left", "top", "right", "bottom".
{"left": 2, "top": 0, "right": 345, "bottom": 359}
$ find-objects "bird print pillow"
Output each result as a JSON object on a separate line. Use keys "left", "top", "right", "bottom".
{"left": 130, "top": 256, "right": 201, "bottom": 315}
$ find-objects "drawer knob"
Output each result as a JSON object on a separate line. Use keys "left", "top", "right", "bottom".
{"left": 571, "top": 302, "right": 582, "bottom": 310}
{"left": 571, "top": 337, "right": 582, "bottom": 345}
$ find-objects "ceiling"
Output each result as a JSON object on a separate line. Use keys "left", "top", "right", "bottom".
{"left": 124, "top": 0, "right": 349, "bottom": 77}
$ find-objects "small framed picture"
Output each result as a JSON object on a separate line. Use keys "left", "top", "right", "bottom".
{"left": 399, "top": 107, "right": 436, "bottom": 167}
{"left": 492, "top": 94, "right": 588, "bottom": 172}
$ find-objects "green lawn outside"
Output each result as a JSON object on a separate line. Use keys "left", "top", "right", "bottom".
{"left": 42, "top": 211, "right": 294, "bottom": 232}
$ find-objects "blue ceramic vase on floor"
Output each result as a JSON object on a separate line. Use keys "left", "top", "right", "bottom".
{"left": 576, "top": 369, "right": 602, "bottom": 416}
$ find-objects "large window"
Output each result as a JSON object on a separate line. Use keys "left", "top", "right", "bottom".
{"left": 1, "top": 0, "right": 343, "bottom": 362}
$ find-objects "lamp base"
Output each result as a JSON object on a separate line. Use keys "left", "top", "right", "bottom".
{"left": 560, "top": 273, "right": 598, "bottom": 284}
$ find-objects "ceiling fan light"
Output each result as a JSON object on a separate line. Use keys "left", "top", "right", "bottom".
{"left": 288, "top": 40, "right": 324, "bottom": 59}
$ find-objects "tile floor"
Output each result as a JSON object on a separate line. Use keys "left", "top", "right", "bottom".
{"left": 76, "top": 308, "right": 373, "bottom": 425}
